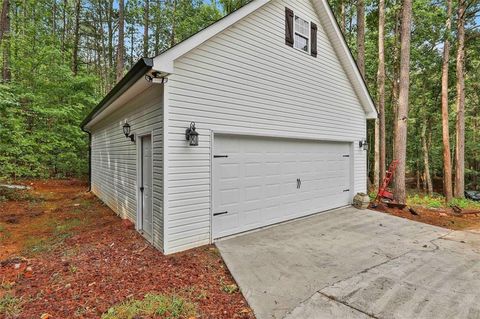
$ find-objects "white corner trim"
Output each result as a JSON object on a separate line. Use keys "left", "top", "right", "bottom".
{"left": 162, "top": 79, "right": 171, "bottom": 254}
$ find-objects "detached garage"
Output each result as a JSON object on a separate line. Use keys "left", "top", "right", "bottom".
{"left": 81, "top": 0, "right": 377, "bottom": 254}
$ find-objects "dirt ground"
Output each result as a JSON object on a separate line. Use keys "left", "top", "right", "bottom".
{"left": 0, "top": 180, "right": 254, "bottom": 319}
{"left": 371, "top": 202, "right": 480, "bottom": 230}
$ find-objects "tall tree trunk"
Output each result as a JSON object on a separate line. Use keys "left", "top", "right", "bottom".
{"left": 107, "top": 0, "right": 114, "bottom": 86}
{"left": 143, "top": 0, "right": 149, "bottom": 57}
{"left": 1, "top": 0, "right": 11, "bottom": 81}
{"left": 422, "top": 124, "right": 433, "bottom": 196}
{"left": 154, "top": 0, "right": 162, "bottom": 55}
{"left": 454, "top": 0, "right": 466, "bottom": 198}
{"left": 130, "top": 26, "right": 134, "bottom": 66}
{"left": 393, "top": 0, "right": 413, "bottom": 204}
{"left": 170, "top": 0, "right": 177, "bottom": 47}
{"left": 391, "top": 6, "right": 402, "bottom": 159}
{"left": 441, "top": 0, "right": 453, "bottom": 201}
{"left": 356, "top": 0, "right": 365, "bottom": 77}
{"left": 52, "top": 0, "right": 57, "bottom": 39}
{"left": 72, "top": 0, "right": 81, "bottom": 76}
{"left": 116, "top": 0, "right": 125, "bottom": 82}
{"left": 340, "top": 0, "right": 346, "bottom": 35}
{"left": 377, "top": 0, "right": 386, "bottom": 184}
{"left": 62, "top": 0, "right": 67, "bottom": 53}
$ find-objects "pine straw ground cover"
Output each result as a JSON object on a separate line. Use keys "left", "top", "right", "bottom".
{"left": 0, "top": 180, "right": 254, "bottom": 319}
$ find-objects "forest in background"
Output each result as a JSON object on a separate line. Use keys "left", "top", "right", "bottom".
{"left": 0, "top": 0, "right": 479, "bottom": 202}
{"left": 326, "top": 0, "right": 480, "bottom": 201}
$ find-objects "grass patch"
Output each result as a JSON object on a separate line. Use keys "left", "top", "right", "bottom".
{"left": 102, "top": 293, "right": 197, "bottom": 319}
{"left": 449, "top": 197, "right": 480, "bottom": 210}
{"left": 0, "top": 187, "right": 39, "bottom": 203}
{"left": 0, "top": 294, "right": 23, "bottom": 317}
{"left": 54, "top": 218, "right": 84, "bottom": 232}
{"left": 220, "top": 278, "right": 239, "bottom": 294}
{"left": 0, "top": 224, "right": 12, "bottom": 242}
{"left": 22, "top": 218, "right": 85, "bottom": 256}
{"left": 407, "top": 194, "right": 445, "bottom": 209}
{"left": 407, "top": 194, "right": 480, "bottom": 210}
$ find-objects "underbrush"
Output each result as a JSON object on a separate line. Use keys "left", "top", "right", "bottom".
{"left": 0, "top": 187, "right": 39, "bottom": 203}
{"left": 369, "top": 191, "right": 480, "bottom": 210}
{"left": 102, "top": 293, "right": 197, "bottom": 319}
{"left": 407, "top": 194, "right": 480, "bottom": 210}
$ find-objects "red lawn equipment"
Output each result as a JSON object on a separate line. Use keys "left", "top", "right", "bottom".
{"left": 372, "top": 160, "right": 405, "bottom": 208}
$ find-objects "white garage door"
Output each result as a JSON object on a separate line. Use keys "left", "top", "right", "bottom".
{"left": 213, "top": 135, "right": 352, "bottom": 239}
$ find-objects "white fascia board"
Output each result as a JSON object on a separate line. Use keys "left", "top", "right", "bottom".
{"left": 314, "top": 0, "right": 378, "bottom": 119}
{"left": 152, "top": 0, "right": 271, "bottom": 73}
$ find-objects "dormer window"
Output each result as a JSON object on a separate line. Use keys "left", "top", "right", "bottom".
{"left": 294, "top": 16, "right": 309, "bottom": 52}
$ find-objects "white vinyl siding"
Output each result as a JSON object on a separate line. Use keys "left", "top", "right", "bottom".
{"left": 163, "top": 0, "right": 367, "bottom": 253}
{"left": 90, "top": 85, "right": 164, "bottom": 251}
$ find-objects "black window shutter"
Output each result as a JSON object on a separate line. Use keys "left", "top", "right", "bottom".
{"left": 285, "top": 7, "right": 294, "bottom": 47}
{"left": 311, "top": 22, "right": 318, "bottom": 57}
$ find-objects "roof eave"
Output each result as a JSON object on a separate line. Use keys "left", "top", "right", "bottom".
{"left": 81, "top": 58, "right": 154, "bottom": 130}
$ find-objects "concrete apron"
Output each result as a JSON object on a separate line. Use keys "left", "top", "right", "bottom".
{"left": 216, "top": 207, "right": 480, "bottom": 319}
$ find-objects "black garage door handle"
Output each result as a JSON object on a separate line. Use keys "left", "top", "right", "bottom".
{"left": 214, "top": 211, "right": 228, "bottom": 216}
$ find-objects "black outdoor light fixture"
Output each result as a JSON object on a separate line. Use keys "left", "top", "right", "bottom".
{"left": 185, "top": 122, "right": 199, "bottom": 146}
{"left": 123, "top": 121, "right": 135, "bottom": 142}
{"left": 359, "top": 139, "right": 368, "bottom": 151}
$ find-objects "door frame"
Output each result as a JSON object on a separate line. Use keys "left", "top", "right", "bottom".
{"left": 210, "top": 130, "right": 356, "bottom": 242}
{"left": 136, "top": 131, "right": 154, "bottom": 240}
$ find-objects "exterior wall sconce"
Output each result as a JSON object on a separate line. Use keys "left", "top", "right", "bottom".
{"left": 185, "top": 122, "right": 199, "bottom": 146}
{"left": 359, "top": 139, "right": 368, "bottom": 151}
{"left": 123, "top": 122, "right": 135, "bottom": 142}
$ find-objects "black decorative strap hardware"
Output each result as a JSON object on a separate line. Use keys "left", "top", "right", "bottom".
{"left": 343, "top": 155, "right": 350, "bottom": 157}
{"left": 214, "top": 211, "right": 228, "bottom": 216}
{"left": 297, "top": 178, "right": 302, "bottom": 189}
{"left": 214, "top": 155, "right": 229, "bottom": 158}
{"left": 343, "top": 189, "right": 350, "bottom": 192}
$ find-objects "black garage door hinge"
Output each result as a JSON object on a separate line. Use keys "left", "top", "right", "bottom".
{"left": 214, "top": 211, "right": 228, "bottom": 216}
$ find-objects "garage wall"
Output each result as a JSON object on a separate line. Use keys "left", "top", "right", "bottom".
{"left": 90, "top": 85, "right": 165, "bottom": 251}
{"left": 164, "top": 0, "right": 367, "bottom": 253}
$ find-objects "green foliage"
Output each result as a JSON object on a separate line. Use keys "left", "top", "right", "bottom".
{"left": 0, "top": 188, "right": 36, "bottom": 202}
{"left": 0, "top": 47, "right": 98, "bottom": 179}
{"left": 0, "top": 0, "right": 230, "bottom": 180}
{"left": 329, "top": 0, "right": 480, "bottom": 192}
{"left": 407, "top": 194, "right": 445, "bottom": 209}
{"left": 407, "top": 194, "right": 480, "bottom": 210}
{"left": 449, "top": 198, "right": 480, "bottom": 210}
{"left": 219, "top": 0, "right": 252, "bottom": 14}
{"left": 102, "top": 293, "right": 197, "bottom": 319}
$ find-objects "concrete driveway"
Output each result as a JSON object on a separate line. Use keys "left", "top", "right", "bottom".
{"left": 216, "top": 207, "right": 480, "bottom": 319}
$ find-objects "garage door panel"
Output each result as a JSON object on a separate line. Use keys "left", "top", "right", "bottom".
{"left": 213, "top": 135, "right": 352, "bottom": 239}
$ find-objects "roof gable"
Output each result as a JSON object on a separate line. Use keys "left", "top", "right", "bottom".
{"left": 152, "top": 0, "right": 377, "bottom": 119}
